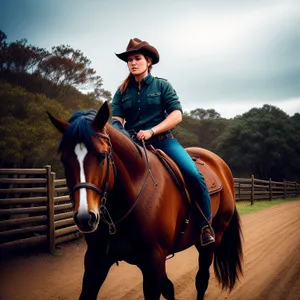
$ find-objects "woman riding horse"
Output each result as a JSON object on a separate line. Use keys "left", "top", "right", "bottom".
{"left": 111, "top": 37, "right": 215, "bottom": 246}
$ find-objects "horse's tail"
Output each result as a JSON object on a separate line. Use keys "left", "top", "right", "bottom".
{"left": 213, "top": 207, "right": 243, "bottom": 291}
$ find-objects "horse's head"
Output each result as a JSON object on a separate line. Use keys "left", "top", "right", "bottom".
{"left": 48, "top": 102, "right": 116, "bottom": 233}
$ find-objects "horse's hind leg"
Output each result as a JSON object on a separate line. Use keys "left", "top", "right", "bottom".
{"left": 195, "top": 243, "right": 214, "bottom": 300}
{"left": 161, "top": 275, "right": 175, "bottom": 300}
{"left": 79, "top": 247, "right": 114, "bottom": 300}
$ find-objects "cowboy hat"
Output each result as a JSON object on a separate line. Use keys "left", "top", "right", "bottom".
{"left": 115, "top": 38, "right": 159, "bottom": 65}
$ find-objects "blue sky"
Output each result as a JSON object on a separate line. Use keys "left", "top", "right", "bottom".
{"left": 1, "top": 0, "right": 300, "bottom": 118}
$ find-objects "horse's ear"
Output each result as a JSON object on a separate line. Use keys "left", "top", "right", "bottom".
{"left": 92, "top": 101, "right": 110, "bottom": 130}
{"left": 47, "top": 111, "right": 70, "bottom": 134}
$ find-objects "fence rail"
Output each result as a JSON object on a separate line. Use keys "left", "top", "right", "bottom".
{"left": 234, "top": 175, "right": 300, "bottom": 204}
{"left": 0, "top": 167, "right": 299, "bottom": 253}
{"left": 0, "top": 166, "right": 81, "bottom": 254}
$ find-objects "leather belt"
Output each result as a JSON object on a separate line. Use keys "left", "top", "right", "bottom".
{"left": 146, "top": 133, "right": 173, "bottom": 144}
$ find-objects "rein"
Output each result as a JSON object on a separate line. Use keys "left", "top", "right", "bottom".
{"left": 101, "top": 138, "right": 157, "bottom": 234}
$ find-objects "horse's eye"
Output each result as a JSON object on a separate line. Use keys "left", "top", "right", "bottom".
{"left": 97, "top": 152, "right": 106, "bottom": 163}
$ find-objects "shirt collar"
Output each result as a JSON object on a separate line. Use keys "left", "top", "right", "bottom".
{"left": 130, "top": 73, "right": 154, "bottom": 88}
{"left": 143, "top": 73, "right": 154, "bottom": 85}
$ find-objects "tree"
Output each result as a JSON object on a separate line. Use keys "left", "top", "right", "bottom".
{"left": 93, "top": 87, "right": 112, "bottom": 103}
{"left": 216, "top": 104, "right": 299, "bottom": 180}
{"left": 8, "top": 40, "right": 48, "bottom": 74}
{"left": 0, "top": 32, "right": 48, "bottom": 74}
{"left": 0, "top": 30, "right": 8, "bottom": 72}
{"left": 36, "top": 44, "right": 103, "bottom": 92}
{"left": 187, "top": 108, "right": 221, "bottom": 120}
{"left": 289, "top": 113, "right": 300, "bottom": 181}
{"left": 0, "top": 32, "right": 112, "bottom": 173}
{"left": 0, "top": 31, "right": 111, "bottom": 109}
{"left": 197, "top": 118, "right": 230, "bottom": 151}
{"left": 0, "top": 82, "right": 67, "bottom": 175}
{"left": 181, "top": 112, "right": 229, "bottom": 151}
{"left": 173, "top": 124, "right": 200, "bottom": 147}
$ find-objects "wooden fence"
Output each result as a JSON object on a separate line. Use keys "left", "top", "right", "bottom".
{"left": 1, "top": 167, "right": 299, "bottom": 254}
{"left": 0, "top": 166, "right": 81, "bottom": 254}
{"left": 234, "top": 175, "right": 300, "bottom": 204}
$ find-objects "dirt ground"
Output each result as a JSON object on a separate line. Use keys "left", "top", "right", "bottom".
{"left": 1, "top": 201, "right": 300, "bottom": 300}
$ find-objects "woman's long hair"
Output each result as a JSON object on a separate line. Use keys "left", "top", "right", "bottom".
{"left": 119, "top": 53, "right": 153, "bottom": 94}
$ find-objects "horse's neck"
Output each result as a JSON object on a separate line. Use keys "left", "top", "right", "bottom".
{"left": 108, "top": 125, "right": 147, "bottom": 182}
{"left": 106, "top": 126, "right": 149, "bottom": 219}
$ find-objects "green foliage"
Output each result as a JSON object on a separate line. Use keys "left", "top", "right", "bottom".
{"left": 186, "top": 108, "right": 221, "bottom": 120}
{"left": 196, "top": 118, "right": 230, "bottom": 151}
{"left": 174, "top": 115, "right": 201, "bottom": 147}
{"left": 173, "top": 124, "right": 200, "bottom": 147}
{"left": 216, "top": 105, "right": 299, "bottom": 180}
{"left": 0, "top": 31, "right": 48, "bottom": 74}
{"left": 179, "top": 113, "right": 229, "bottom": 152}
{"left": 0, "top": 30, "right": 112, "bottom": 176}
{"left": 36, "top": 44, "right": 103, "bottom": 92}
{"left": 0, "top": 82, "right": 66, "bottom": 175}
{"left": 0, "top": 30, "right": 111, "bottom": 103}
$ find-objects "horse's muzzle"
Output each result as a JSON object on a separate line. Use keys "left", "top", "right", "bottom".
{"left": 74, "top": 211, "right": 99, "bottom": 233}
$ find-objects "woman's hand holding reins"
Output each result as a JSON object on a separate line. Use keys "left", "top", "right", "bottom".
{"left": 137, "top": 129, "right": 154, "bottom": 140}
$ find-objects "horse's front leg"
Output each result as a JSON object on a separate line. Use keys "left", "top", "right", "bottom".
{"left": 79, "top": 246, "right": 114, "bottom": 300}
{"left": 139, "top": 249, "right": 167, "bottom": 300}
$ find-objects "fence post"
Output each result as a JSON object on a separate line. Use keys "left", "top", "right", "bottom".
{"left": 45, "top": 165, "right": 55, "bottom": 254}
{"left": 251, "top": 175, "right": 254, "bottom": 205}
{"left": 283, "top": 180, "right": 286, "bottom": 199}
{"left": 269, "top": 178, "right": 272, "bottom": 201}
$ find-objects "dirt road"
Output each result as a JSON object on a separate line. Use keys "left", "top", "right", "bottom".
{"left": 1, "top": 201, "right": 300, "bottom": 300}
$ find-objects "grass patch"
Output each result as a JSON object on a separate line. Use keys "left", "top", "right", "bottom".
{"left": 236, "top": 198, "right": 300, "bottom": 215}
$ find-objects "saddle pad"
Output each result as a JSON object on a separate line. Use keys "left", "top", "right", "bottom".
{"left": 153, "top": 148, "right": 222, "bottom": 196}
{"left": 154, "top": 149, "right": 191, "bottom": 204}
{"left": 187, "top": 151, "right": 223, "bottom": 195}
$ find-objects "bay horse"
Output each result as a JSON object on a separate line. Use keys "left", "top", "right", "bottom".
{"left": 48, "top": 101, "right": 243, "bottom": 300}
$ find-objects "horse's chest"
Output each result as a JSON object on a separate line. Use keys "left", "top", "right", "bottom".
{"left": 106, "top": 236, "right": 135, "bottom": 261}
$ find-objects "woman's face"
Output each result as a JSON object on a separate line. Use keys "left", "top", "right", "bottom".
{"left": 127, "top": 53, "right": 150, "bottom": 78}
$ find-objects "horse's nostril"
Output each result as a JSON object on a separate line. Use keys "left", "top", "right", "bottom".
{"left": 74, "top": 211, "right": 98, "bottom": 230}
{"left": 88, "top": 212, "right": 97, "bottom": 226}
{"left": 74, "top": 212, "right": 90, "bottom": 227}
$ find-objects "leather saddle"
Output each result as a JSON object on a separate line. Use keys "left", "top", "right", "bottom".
{"left": 149, "top": 147, "right": 222, "bottom": 205}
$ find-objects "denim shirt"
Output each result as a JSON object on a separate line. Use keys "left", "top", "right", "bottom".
{"left": 112, "top": 74, "right": 183, "bottom": 133}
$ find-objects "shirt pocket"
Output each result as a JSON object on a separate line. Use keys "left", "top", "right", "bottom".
{"left": 121, "top": 96, "right": 132, "bottom": 110}
{"left": 147, "top": 92, "right": 161, "bottom": 105}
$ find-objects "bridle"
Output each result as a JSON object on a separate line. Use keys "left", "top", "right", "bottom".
{"left": 69, "top": 131, "right": 157, "bottom": 235}
{"left": 69, "top": 132, "right": 116, "bottom": 215}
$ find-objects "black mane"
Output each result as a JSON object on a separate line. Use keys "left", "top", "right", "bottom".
{"left": 58, "top": 109, "right": 97, "bottom": 152}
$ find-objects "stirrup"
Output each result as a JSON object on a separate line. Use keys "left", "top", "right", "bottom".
{"left": 200, "top": 225, "right": 215, "bottom": 246}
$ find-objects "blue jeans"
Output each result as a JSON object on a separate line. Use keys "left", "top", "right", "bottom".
{"left": 150, "top": 137, "right": 212, "bottom": 226}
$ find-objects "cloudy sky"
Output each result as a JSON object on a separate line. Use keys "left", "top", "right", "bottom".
{"left": 1, "top": 0, "right": 300, "bottom": 118}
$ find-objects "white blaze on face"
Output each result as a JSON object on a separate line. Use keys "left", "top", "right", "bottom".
{"left": 74, "top": 143, "right": 88, "bottom": 214}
